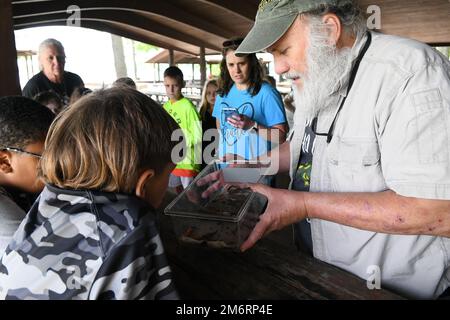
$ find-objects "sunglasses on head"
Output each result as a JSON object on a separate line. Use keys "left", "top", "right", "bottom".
{"left": 222, "top": 38, "right": 244, "bottom": 48}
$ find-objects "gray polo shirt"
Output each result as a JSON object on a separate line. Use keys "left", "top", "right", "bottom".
{"left": 289, "top": 32, "right": 450, "bottom": 299}
{"left": 0, "top": 187, "right": 26, "bottom": 256}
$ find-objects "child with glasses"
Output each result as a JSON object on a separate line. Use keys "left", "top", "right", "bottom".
{"left": 0, "top": 87, "right": 179, "bottom": 300}
{"left": 0, "top": 96, "right": 55, "bottom": 256}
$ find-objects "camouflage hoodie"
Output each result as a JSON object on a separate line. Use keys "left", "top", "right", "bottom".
{"left": 0, "top": 186, "right": 27, "bottom": 256}
{"left": 0, "top": 185, "right": 178, "bottom": 300}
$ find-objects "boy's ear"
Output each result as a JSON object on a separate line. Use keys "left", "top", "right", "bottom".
{"left": 135, "top": 169, "right": 155, "bottom": 198}
{"left": 0, "top": 151, "right": 13, "bottom": 174}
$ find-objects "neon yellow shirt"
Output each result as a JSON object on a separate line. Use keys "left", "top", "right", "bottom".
{"left": 163, "top": 97, "right": 202, "bottom": 176}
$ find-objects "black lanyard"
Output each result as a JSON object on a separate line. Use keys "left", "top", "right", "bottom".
{"left": 312, "top": 31, "right": 372, "bottom": 143}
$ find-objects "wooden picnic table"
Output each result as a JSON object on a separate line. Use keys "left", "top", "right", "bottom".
{"left": 159, "top": 213, "right": 404, "bottom": 300}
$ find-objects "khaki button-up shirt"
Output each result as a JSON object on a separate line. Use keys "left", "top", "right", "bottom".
{"left": 289, "top": 32, "right": 450, "bottom": 299}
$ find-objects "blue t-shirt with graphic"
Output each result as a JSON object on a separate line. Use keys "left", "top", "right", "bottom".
{"left": 212, "top": 83, "right": 286, "bottom": 160}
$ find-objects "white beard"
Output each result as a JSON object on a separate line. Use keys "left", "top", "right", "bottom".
{"left": 290, "top": 23, "right": 353, "bottom": 123}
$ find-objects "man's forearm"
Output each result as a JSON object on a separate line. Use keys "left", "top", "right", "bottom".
{"left": 303, "top": 190, "right": 450, "bottom": 237}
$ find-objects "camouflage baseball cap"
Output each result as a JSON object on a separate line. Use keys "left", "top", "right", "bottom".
{"left": 236, "top": 0, "right": 354, "bottom": 55}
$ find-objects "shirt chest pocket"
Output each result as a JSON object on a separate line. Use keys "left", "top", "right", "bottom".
{"left": 326, "top": 139, "right": 388, "bottom": 192}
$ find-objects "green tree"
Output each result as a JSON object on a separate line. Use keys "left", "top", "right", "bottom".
{"left": 134, "top": 42, "right": 159, "bottom": 54}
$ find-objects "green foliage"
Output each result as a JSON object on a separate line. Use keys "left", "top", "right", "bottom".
{"left": 210, "top": 64, "right": 220, "bottom": 77}
{"left": 134, "top": 42, "right": 159, "bottom": 53}
{"left": 435, "top": 47, "right": 450, "bottom": 59}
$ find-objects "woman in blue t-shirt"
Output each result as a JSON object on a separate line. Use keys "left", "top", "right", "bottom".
{"left": 213, "top": 38, "right": 288, "bottom": 161}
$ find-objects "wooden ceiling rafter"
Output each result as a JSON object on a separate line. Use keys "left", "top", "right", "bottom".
{"left": 194, "top": 0, "right": 258, "bottom": 22}
{"left": 14, "top": 8, "right": 223, "bottom": 51}
{"left": 10, "top": 0, "right": 450, "bottom": 56}
{"left": 12, "top": 0, "right": 238, "bottom": 39}
{"left": 15, "top": 18, "right": 203, "bottom": 56}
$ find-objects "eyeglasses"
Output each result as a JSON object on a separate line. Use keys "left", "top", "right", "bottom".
{"left": 1, "top": 147, "right": 42, "bottom": 159}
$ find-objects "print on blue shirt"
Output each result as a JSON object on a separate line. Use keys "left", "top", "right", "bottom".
{"left": 213, "top": 83, "right": 286, "bottom": 160}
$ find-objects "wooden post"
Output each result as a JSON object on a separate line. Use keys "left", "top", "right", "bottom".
{"left": 25, "top": 56, "right": 30, "bottom": 80}
{"left": 169, "top": 49, "right": 175, "bottom": 66}
{"left": 200, "top": 46, "right": 206, "bottom": 87}
{"left": 0, "top": 0, "right": 21, "bottom": 96}
{"left": 157, "top": 63, "right": 161, "bottom": 82}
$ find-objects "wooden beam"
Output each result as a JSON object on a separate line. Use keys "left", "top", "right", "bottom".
{"left": 13, "top": 9, "right": 222, "bottom": 51}
{"left": 195, "top": 0, "right": 258, "bottom": 22}
{"left": 200, "top": 46, "right": 206, "bottom": 87}
{"left": 12, "top": 0, "right": 236, "bottom": 39}
{"left": 14, "top": 19, "right": 202, "bottom": 56}
{"left": 0, "top": 0, "right": 21, "bottom": 96}
{"left": 157, "top": 63, "right": 161, "bottom": 82}
{"left": 358, "top": 0, "right": 450, "bottom": 45}
{"left": 168, "top": 49, "right": 174, "bottom": 66}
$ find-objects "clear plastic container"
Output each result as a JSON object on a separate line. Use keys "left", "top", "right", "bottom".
{"left": 164, "top": 161, "right": 269, "bottom": 250}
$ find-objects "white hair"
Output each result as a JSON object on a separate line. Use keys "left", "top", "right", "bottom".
{"left": 38, "top": 38, "right": 65, "bottom": 57}
{"left": 290, "top": 15, "right": 354, "bottom": 122}
{"left": 38, "top": 39, "right": 66, "bottom": 72}
{"left": 303, "top": 2, "right": 367, "bottom": 39}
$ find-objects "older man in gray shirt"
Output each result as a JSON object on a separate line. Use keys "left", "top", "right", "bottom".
{"left": 234, "top": 0, "right": 450, "bottom": 299}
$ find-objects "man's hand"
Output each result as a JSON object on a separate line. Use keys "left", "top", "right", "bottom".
{"left": 239, "top": 184, "right": 307, "bottom": 252}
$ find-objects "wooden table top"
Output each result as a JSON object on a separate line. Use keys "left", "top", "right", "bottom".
{"left": 159, "top": 214, "right": 404, "bottom": 300}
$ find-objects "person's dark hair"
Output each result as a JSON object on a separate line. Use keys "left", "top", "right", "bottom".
{"left": 303, "top": 2, "right": 366, "bottom": 37}
{"left": 0, "top": 96, "right": 55, "bottom": 148}
{"left": 264, "top": 75, "right": 276, "bottom": 88}
{"left": 113, "top": 77, "right": 137, "bottom": 90}
{"left": 69, "top": 87, "right": 92, "bottom": 106}
{"left": 164, "top": 66, "right": 184, "bottom": 85}
{"left": 218, "top": 37, "right": 265, "bottom": 98}
{"left": 33, "top": 91, "right": 64, "bottom": 114}
{"left": 40, "top": 87, "right": 180, "bottom": 193}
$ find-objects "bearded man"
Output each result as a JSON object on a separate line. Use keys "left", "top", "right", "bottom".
{"left": 234, "top": 0, "right": 450, "bottom": 299}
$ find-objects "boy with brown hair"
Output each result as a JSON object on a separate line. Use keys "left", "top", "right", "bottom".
{"left": 0, "top": 96, "right": 55, "bottom": 255}
{"left": 0, "top": 87, "right": 179, "bottom": 300}
{"left": 163, "top": 66, "right": 202, "bottom": 192}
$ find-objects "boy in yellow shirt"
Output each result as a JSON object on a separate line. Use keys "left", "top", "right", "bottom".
{"left": 163, "top": 66, "right": 202, "bottom": 192}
